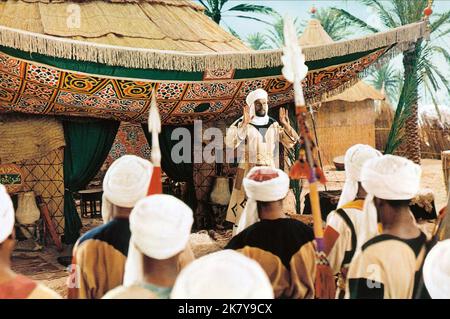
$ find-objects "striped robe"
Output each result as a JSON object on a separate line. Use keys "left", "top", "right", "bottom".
{"left": 68, "top": 218, "right": 131, "bottom": 299}
{"left": 225, "top": 117, "right": 299, "bottom": 227}
{"left": 225, "top": 218, "right": 316, "bottom": 299}
{"left": 345, "top": 232, "right": 427, "bottom": 299}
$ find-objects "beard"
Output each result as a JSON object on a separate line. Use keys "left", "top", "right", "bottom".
{"left": 255, "top": 109, "right": 266, "bottom": 117}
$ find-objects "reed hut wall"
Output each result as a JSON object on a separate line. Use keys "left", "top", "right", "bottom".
{"left": 312, "top": 99, "right": 376, "bottom": 166}
{"left": 375, "top": 101, "right": 450, "bottom": 158}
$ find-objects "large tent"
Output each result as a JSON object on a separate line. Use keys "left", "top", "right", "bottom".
{"left": 0, "top": 0, "right": 428, "bottom": 243}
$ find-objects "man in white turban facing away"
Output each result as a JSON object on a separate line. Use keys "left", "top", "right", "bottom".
{"left": 346, "top": 155, "right": 428, "bottom": 299}
{"left": 171, "top": 250, "right": 274, "bottom": 299}
{"left": 226, "top": 167, "right": 316, "bottom": 299}
{"left": 103, "top": 194, "right": 194, "bottom": 299}
{"left": 423, "top": 239, "right": 450, "bottom": 299}
{"left": 68, "top": 155, "right": 153, "bottom": 299}
{"left": 0, "top": 185, "right": 60, "bottom": 299}
{"left": 323, "top": 144, "right": 381, "bottom": 298}
{"left": 225, "top": 88, "right": 299, "bottom": 234}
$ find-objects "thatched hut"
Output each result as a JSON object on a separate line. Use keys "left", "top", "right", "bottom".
{"left": 299, "top": 20, "right": 385, "bottom": 166}
{"left": 314, "top": 81, "right": 385, "bottom": 165}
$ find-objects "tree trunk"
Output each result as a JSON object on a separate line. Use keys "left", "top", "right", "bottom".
{"left": 212, "top": 12, "right": 221, "bottom": 24}
{"left": 402, "top": 45, "right": 421, "bottom": 164}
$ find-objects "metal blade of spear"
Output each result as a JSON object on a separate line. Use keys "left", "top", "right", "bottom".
{"left": 281, "top": 15, "right": 336, "bottom": 299}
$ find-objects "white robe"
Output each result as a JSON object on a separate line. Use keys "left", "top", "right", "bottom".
{"left": 225, "top": 117, "right": 298, "bottom": 225}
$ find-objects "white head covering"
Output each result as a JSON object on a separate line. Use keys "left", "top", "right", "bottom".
{"left": 361, "top": 154, "right": 422, "bottom": 201}
{"left": 171, "top": 250, "right": 274, "bottom": 299}
{"left": 234, "top": 166, "right": 290, "bottom": 236}
{"left": 123, "top": 194, "right": 193, "bottom": 286}
{"left": 337, "top": 144, "right": 382, "bottom": 208}
{"left": 0, "top": 185, "right": 15, "bottom": 244}
{"left": 245, "top": 88, "right": 269, "bottom": 126}
{"left": 423, "top": 239, "right": 450, "bottom": 299}
{"left": 360, "top": 155, "right": 422, "bottom": 246}
{"left": 101, "top": 155, "right": 153, "bottom": 223}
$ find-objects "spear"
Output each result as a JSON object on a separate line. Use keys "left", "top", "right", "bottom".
{"left": 147, "top": 90, "right": 162, "bottom": 195}
{"left": 281, "top": 15, "right": 335, "bottom": 299}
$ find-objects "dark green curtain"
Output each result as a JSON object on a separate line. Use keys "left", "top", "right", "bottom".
{"left": 63, "top": 120, "right": 120, "bottom": 244}
{"left": 142, "top": 125, "right": 197, "bottom": 211}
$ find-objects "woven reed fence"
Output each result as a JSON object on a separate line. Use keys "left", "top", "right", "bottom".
{"left": 375, "top": 102, "right": 450, "bottom": 158}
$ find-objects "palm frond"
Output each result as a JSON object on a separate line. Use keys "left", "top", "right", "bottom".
{"left": 361, "top": 0, "right": 399, "bottom": 28}
{"left": 246, "top": 32, "right": 270, "bottom": 50}
{"left": 229, "top": 15, "right": 273, "bottom": 26}
{"left": 218, "top": 0, "right": 228, "bottom": 11}
{"left": 431, "top": 10, "right": 450, "bottom": 32}
{"left": 431, "top": 45, "right": 450, "bottom": 65}
{"left": 366, "top": 62, "right": 402, "bottom": 104}
{"left": 329, "top": 8, "right": 380, "bottom": 33}
{"left": 226, "top": 26, "right": 242, "bottom": 41}
{"left": 227, "top": 4, "right": 275, "bottom": 15}
{"left": 264, "top": 14, "right": 301, "bottom": 48}
{"left": 313, "top": 8, "right": 352, "bottom": 41}
{"left": 198, "top": 0, "right": 212, "bottom": 16}
{"left": 436, "top": 27, "right": 450, "bottom": 39}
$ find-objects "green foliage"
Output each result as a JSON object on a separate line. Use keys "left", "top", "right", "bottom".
{"left": 199, "top": 0, "right": 275, "bottom": 25}
{"left": 311, "top": 8, "right": 352, "bottom": 41}
{"left": 333, "top": 0, "right": 450, "bottom": 154}
{"left": 366, "top": 63, "right": 402, "bottom": 105}
{"left": 246, "top": 32, "right": 271, "bottom": 50}
{"left": 265, "top": 13, "right": 302, "bottom": 48}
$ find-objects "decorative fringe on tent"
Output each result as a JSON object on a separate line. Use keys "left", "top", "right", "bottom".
{"left": 0, "top": 21, "right": 427, "bottom": 72}
{"left": 307, "top": 41, "right": 414, "bottom": 105}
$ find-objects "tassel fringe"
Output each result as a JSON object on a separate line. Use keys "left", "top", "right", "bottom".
{"left": 0, "top": 22, "right": 427, "bottom": 72}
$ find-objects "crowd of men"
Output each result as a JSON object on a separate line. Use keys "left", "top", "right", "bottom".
{"left": 0, "top": 89, "right": 448, "bottom": 299}
{"left": 0, "top": 144, "right": 449, "bottom": 299}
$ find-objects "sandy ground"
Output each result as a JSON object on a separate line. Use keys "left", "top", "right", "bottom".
{"left": 11, "top": 159, "right": 447, "bottom": 299}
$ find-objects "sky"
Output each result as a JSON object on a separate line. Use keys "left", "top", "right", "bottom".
{"left": 196, "top": 0, "right": 450, "bottom": 109}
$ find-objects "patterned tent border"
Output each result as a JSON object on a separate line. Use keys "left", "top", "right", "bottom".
{"left": 0, "top": 47, "right": 389, "bottom": 124}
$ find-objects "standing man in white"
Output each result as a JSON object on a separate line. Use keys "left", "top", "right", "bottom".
{"left": 225, "top": 88, "right": 299, "bottom": 234}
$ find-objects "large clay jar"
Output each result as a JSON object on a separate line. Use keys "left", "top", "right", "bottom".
{"left": 210, "top": 177, "right": 231, "bottom": 206}
{"left": 16, "top": 191, "right": 41, "bottom": 233}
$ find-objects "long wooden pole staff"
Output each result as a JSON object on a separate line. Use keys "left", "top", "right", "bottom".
{"left": 147, "top": 90, "right": 163, "bottom": 195}
{"left": 281, "top": 16, "right": 335, "bottom": 298}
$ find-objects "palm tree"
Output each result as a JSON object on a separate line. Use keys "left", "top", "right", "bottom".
{"left": 366, "top": 62, "right": 403, "bottom": 105}
{"left": 246, "top": 32, "right": 271, "bottom": 50}
{"left": 332, "top": 0, "right": 450, "bottom": 163}
{"left": 266, "top": 13, "right": 302, "bottom": 48}
{"left": 198, "top": 0, "right": 275, "bottom": 25}
{"left": 311, "top": 8, "right": 352, "bottom": 41}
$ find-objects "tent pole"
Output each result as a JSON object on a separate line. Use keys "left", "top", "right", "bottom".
{"left": 309, "top": 105, "right": 327, "bottom": 191}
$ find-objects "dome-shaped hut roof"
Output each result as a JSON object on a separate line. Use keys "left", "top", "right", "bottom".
{"left": 0, "top": 0, "right": 250, "bottom": 52}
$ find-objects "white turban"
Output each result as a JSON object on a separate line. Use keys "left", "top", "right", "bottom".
{"left": 101, "top": 155, "right": 153, "bottom": 223}
{"left": 360, "top": 155, "right": 422, "bottom": 246}
{"left": 171, "top": 250, "right": 274, "bottom": 299}
{"left": 234, "top": 166, "right": 290, "bottom": 236}
{"left": 245, "top": 88, "right": 269, "bottom": 126}
{"left": 123, "top": 194, "right": 193, "bottom": 286}
{"left": 0, "top": 184, "right": 15, "bottom": 244}
{"left": 337, "top": 144, "right": 382, "bottom": 208}
{"left": 361, "top": 155, "right": 421, "bottom": 201}
{"left": 423, "top": 239, "right": 450, "bottom": 299}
